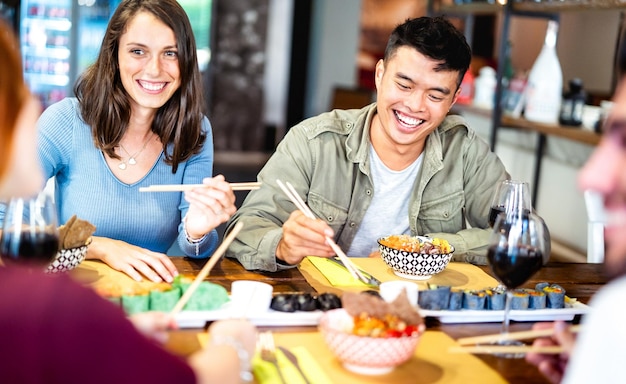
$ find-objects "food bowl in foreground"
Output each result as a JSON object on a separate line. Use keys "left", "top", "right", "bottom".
{"left": 378, "top": 235, "right": 454, "bottom": 280}
{"left": 46, "top": 244, "right": 88, "bottom": 273}
{"left": 318, "top": 308, "right": 422, "bottom": 375}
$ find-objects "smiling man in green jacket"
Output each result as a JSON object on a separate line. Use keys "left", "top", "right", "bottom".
{"left": 225, "top": 16, "right": 511, "bottom": 272}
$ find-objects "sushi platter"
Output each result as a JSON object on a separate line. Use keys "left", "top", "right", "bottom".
{"left": 175, "top": 303, "right": 325, "bottom": 328}
{"left": 174, "top": 299, "right": 590, "bottom": 328}
{"left": 420, "top": 300, "right": 590, "bottom": 324}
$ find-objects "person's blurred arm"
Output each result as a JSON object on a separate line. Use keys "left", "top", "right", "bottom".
{"left": 525, "top": 321, "right": 576, "bottom": 384}
{"left": 188, "top": 320, "right": 257, "bottom": 384}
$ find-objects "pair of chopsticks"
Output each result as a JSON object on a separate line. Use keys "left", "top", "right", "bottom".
{"left": 275, "top": 179, "right": 369, "bottom": 285}
{"left": 449, "top": 325, "right": 581, "bottom": 355}
{"left": 139, "top": 182, "right": 261, "bottom": 192}
{"left": 169, "top": 222, "right": 244, "bottom": 315}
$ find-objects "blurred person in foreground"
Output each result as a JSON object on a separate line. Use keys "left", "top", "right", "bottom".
{"left": 225, "top": 16, "right": 513, "bottom": 271}
{"left": 0, "top": 19, "right": 256, "bottom": 384}
{"left": 525, "top": 30, "right": 626, "bottom": 384}
{"left": 0, "top": 0, "right": 237, "bottom": 283}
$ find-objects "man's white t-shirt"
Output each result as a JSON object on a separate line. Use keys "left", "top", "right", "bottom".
{"left": 347, "top": 146, "right": 423, "bottom": 257}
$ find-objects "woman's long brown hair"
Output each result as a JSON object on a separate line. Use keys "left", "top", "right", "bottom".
{"left": 0, "top": 21, "right": 29, "bottom": 180}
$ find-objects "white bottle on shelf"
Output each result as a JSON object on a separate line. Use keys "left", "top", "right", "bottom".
{"left": 473, "top": 66, "right": 497, "bottom": 109}
{"left": 524, "top": 20, "right": 563, "bottom": 124}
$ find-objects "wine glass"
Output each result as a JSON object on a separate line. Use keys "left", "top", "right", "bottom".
{"left": 487, "top": 211, "right": 548, "bottom": 358}
{"left": 0, "top": 192, "right": 59, "bottom": 269}
{"left": 489, "top": 180, "right": 532, "bottom": 227}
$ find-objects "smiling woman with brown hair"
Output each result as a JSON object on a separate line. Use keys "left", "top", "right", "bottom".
{"left": 13, "top": 0, "right": 238, "bottom": 284}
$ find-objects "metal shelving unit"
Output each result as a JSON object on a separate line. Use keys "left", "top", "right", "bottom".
{"left": 428, "top": 0, "right": 624, "bottom": 204}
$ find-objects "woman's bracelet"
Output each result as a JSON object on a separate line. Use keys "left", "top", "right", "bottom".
{"left": 182, "top": 217, "right": 206, "bottom": 257}
{"left": 209, "top": 335, "right": 253, "bottom": 383}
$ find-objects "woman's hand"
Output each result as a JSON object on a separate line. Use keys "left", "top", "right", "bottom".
{"left": 129, "top": 311, "right": 177, "bottom": 344}
{"left": 525, "top": 321, "right": 577, "bottom": 384}
{"left": 183, "top": 175, "right": 236, "bottom": 240}
{"left": 86, "top": 236, "right": 178, "bottom": 283}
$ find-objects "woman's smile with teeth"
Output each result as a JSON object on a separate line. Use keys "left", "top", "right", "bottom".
{"left": 138, "top": 80, "right": 166, "bottom": 91}
{"left": 394, "top": 110, "right": 423, "bottom": 128}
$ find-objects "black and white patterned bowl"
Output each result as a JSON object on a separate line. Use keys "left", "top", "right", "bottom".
{"left": 46, "top": 245, "right": 88, "bottom": 273}
{"left": 378, "top": 236, "right": 454, "bottom": 280}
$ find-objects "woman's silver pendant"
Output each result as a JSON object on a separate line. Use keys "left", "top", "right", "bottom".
{"left": 118, "top": 162, "right": 127, "bottom": 170}
{"left": 128, "top": 157, "right": 137, "bottom": 166}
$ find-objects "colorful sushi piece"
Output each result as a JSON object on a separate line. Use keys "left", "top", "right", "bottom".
{"left": 526, "top": 289, "right": 547, "bottom": 310}
{"left": 149, "top": 286, "right": 181, "bottom": 312}
{"left": 485, "top": 287, "right": 506, "bottom": 310}
{"left": 448, "top": 289, "right": 463, "bottom": 311}
{"left": 121, "top": 288, "right": 150, "bottom": 315}
{"left": 542, "top": 284, "right": 566, "bottom": 309}
{"left": 510, "top": 289, "right": 529, "bottom": 310}
{"left": 463, "top": 290, "right": 486, "bottom": 310}
{"left": 418, "top": 285, "right": 451, "bottom": 310}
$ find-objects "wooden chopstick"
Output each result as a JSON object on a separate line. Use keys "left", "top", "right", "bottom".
{"left": 457, "top": 325, "right": 581, "bottom": 346}
{"left": 169, "top": 222, "right": 244, "bottom": 315}
{"left": 449, "top": 345, "right": 565, "bottom": 355}
{"left": 139, "top": 182, "right": 261, "bottom": 192}
{"left": 275, "top": 179, "right": 368, "bottom": 284}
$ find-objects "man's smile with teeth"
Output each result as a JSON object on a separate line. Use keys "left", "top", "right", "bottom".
{"left": 138, "top": 80, "right": 166, "bottom": 91}
{"left": 394, "top": 110, "right": 423, "bottom": 128}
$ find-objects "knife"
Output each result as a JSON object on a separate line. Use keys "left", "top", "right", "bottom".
{"left": 278, "top": 346, "right": 312, "bottom": 384}
{"left": 326, "top": 257, "right": 381, "bottom": 287}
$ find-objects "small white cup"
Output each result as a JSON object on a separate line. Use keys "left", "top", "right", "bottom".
{"left": 379, "top": 281, "right": 419, "bottom": 306}
{"left": 230, "top": 280, "right": 273, "bottom": 316}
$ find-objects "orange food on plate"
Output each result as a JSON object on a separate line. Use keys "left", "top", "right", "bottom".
{"left": 379, "top": 234, "right": 452, "bottom": 254}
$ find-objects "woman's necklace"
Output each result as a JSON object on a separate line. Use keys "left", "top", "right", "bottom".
{"left": 118, "top": 133, "right": 154, "bottom": 170}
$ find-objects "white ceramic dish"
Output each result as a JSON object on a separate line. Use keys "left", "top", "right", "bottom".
{"left": 175, "top": 300, "right": 589, "bottom": 327}
{"left": 419, "top": 301, "right": 590, "bottom": 323}
{"left": 175, "top": 302, "right": 324, "bottom": 328}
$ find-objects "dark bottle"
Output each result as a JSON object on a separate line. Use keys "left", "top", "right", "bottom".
{"left": 559, "top": 78, "right": 586, "bottom": 126}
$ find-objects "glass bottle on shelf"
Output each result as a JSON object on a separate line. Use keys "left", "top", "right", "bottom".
{"left": 559, "top": 78, "right": 586, "bottom": 127}
{"left": 524, "top": 20, "right": 563, "bottom": 125}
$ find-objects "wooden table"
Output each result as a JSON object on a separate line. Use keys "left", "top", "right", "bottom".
{"left": 166, "top": 257, "right": 609, "bottom": 384}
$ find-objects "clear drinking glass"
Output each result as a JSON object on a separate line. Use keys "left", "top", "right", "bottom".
{"left": 0, "top": 192, "right": 59, "bottom": 268}
{"left": 489, "top": 180, "right": 532, "bottom": 227}
{"left": 486, "top": 211, "right": 548, "bottom": 358}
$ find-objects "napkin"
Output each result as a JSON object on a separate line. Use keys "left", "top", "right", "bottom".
{"left": 253, "top": 346, "right": 332, "bottom": 384}
{"left": 303, "top": 256, "right": 499, "bottom": 291}
{"left": 197, "top": 333, "right": 331, "bottom": 384}
{"left": 307, "top": 257, "right": 372, "bottom": 287}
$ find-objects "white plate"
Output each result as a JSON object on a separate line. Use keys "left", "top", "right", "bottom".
{"left": 175, "top": 302, "right": 324, "bottom": 328}
{"left": 419, "top": 301, "right": 590, "bottom": 323}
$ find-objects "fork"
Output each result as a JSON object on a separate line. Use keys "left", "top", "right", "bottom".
{"left": 258, "top": 331, "right": 287, "bottom": 384}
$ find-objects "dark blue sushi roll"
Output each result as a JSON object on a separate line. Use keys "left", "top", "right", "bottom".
{"left": 485, "top": 287, "right": 506, "bottom": 310}
{"left": 543, "top": 284, "right": 566, "bottom": 308}
{"left": 510, "top": 289, "right": 529, "bottom": 310}
{"left": 527, "top": 289, "right": 546, "bottom": 310}
{"left": 448, "top": 289, "right": 463, "bottom": 311}
{"left": 462, "top": 290, "right": 486, "bottom": 310}
{"left": 418, "top": 285, "right": 451, "bottom": 310}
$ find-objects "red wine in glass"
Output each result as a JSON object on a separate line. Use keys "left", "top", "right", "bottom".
{"left": 489, "top": 180, "right": 532, "bottom": 227}
{"left": 487, "top": 243, "right": 544, "bottom": 289}
{"left": 486, "top": 211, "right": 548, "bottom": 358}
{"left": 0, "top": 230, "right": 59, "bottom": 266}
{"left": 0, "top": 193, "right": 59, "bottom": 268}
